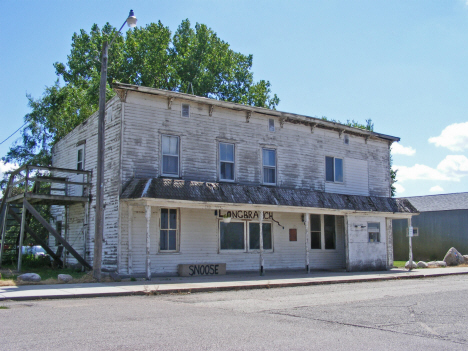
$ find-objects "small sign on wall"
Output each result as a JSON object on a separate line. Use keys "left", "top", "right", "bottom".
{"left": 406, "top": 227, "right": 419, "bottom": 237}
{"left": 289, "top": 228, "right": 297, "bottom": 241}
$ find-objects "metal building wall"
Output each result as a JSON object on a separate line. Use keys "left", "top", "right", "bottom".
{"left": 393, "top": 209, "right": 468, "bottom": 261}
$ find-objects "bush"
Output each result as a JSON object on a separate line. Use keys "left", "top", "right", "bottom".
{"left": 21, "top": 255, "right": 51, "bottom": 268}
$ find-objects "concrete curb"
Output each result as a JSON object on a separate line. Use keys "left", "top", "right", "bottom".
{"left": 2, "top": 269, "right": 467, "bottom": 302}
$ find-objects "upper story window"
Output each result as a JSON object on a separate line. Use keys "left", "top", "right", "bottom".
{"left": 263, "top": 148, "right": 276, "bottom": 185}
{"left": 162, "top": 135, "right": 179, "bottom": 177}
{"left": 219, "top": 142, "right": 235, "bottom": 181}
{"left": 77, "top": 146, "right": 84, "bottom": 171}
{"left": 268, "top": 119, "right": 275, "bottom": 132}
{"left": 181, "top": 104, "right": 190, "bottom": 118}
{"left": 325, "top": 156, "right": 343, "bottom": 183}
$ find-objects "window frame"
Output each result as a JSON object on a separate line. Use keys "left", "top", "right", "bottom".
{"left": 368, "top": 222, "right": 381, "bottom": 243}
{"left": 76, "top": 145, "right": 85, "bottom": 171}
{"left": 309, "top": 214, "right": 338, "bottom": 251}
{"left": 218, "top": 220, "right": 274, "bottom": 253}
{"left": 325, "top": 156, "right": 344, "bottom": 183}
{"left": 219, "top": 142, "right": 236, "bottom": 182}
{"left": 159, "top": 208, "right": 180, "bottom": 253}
{"left": 262, "top": 148, "right": 277, "bottom": 186}
{"left": 181, "top": 103, "right": 190, "bottom": 118}
{"left": 268, "top": 118, "right": 275, "bottom": 132}
{"left": 161, "top": 134, "right": 180, "bottom": 177}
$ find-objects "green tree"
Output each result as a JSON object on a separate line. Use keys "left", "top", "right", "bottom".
{"left": 2, "top": 19, "right": 279, "bottom": 167}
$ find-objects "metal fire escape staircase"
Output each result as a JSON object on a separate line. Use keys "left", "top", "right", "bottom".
{"left": 0, "top": 165, "right": 92, "bottom": 271}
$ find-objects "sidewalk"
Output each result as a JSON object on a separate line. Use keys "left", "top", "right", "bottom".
{"left": 1, "top": 267, "right": 468, "bottom": 301}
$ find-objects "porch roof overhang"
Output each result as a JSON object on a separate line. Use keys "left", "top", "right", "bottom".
{"left": 121, "top": 178, "right": 418, "bottom": 218}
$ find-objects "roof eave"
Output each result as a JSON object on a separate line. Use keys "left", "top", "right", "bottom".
{"left": 112, "top": 83, "right": 400, "bottom": 143}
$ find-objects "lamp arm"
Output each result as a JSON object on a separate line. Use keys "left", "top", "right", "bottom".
{"left": 109, "top": 19, "right": 128, "bottom": 47}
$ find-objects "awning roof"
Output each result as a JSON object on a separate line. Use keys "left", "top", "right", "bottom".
{"left": 121, "top": 178, "right": 418, "bottom": 215}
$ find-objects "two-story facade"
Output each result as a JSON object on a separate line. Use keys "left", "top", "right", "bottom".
{"left": 50, "top": 82, "right": 417, "bottom": 277}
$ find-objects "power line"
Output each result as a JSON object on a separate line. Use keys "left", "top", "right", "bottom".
{"left": 0, "top": 122, "right": 28, "bottom": 145}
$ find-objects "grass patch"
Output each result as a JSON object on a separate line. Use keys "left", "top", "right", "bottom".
{"left": 0, "top": 306, "right": 9, "bottom": 309}
{"left": 393, "top": 261, "right": 406, "bottom": 268}
{"left": 1, "top": 263, "right": 90, "bottom": 286}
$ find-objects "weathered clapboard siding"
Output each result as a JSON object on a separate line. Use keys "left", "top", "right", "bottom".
{"left": 325, "top": 158, "right": 369, "bottom": 196}
{"left": 120, "top": 92, "right": 391, "bottom": 196}
{"left": 51, "top": 96, "right": 123, "bottom": 270}
{"left": 119, "top": 205, "right": 346, "bottom": 275}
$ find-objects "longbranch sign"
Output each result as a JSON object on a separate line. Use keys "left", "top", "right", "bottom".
{"left": 218, "top": 210, "right": 273, "bottom": 220}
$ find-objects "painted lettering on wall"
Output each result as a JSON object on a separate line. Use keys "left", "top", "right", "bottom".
{"left": 218, "top": 210, "right": 273, "bottom": 220}
{"left": 189, "top": 264, "right": 220, "bottom": 276}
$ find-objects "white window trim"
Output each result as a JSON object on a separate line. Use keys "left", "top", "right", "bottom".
{"left": 159, "top": 207, "right": 180, "bottom": 253}
{"left": 219, "top": 142, "right": 236, "bottom": 182}
{"left": 218, "top": 220, "right": 274, "bottom": 253}
{"left": 309, "top": 214, "right": 338, "bottom": 251}
{"left": 325, "top": 156, "right": 344, "bottom": 184}
{"left": 262, "top": 148, "right": 277, "bottom": 186}
{"left": 76, "top": 145, "right": 85, "bottom": 171}
{"left": 161, "top": 134, "right": 180, "bottom": 178}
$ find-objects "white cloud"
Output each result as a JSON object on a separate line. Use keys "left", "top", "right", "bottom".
{"left": 428, "top": 121, "right": 468, "bottom": 152}
{"left": 391, "top": 143, "right": 415, "bottom": 156}
{"left": 429, "top": 185, "right": 444, "bottom": 193}
{"left": 0, "top": 161, "right": 16, "bottom": 180}
{"left": 393, "top": 155, "right": 468, "bottom": 183}
{"left": 394, "top": 183, "right": 405, "bottom": 194}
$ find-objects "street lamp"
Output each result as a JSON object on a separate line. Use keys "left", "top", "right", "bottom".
{"left": 94, "top": 10, "right": 137, "bottom": 280}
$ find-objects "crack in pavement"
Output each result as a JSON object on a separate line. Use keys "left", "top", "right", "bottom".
{"left": 266, "top": 310, "right": 468, "bottom": 346}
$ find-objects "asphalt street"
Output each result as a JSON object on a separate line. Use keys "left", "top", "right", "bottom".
{"left": 1, "top": 274, "right": 467, "bottom": 350}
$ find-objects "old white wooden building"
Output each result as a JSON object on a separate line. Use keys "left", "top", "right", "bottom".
{"left": 49, "top": 82, "right": 417, "bottom": 277}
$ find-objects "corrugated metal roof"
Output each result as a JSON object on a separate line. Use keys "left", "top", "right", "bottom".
{"left": 121, "top": 178, "right": 417, "bottom": 214}
{"left": 402, "top": 193, "right": 468, "bottom": 212}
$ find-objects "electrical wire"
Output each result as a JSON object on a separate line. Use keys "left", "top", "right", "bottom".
{"left": 0, "top": 122, "right": 28, "bottom": 145}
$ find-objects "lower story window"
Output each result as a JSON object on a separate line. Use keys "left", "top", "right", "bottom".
{"left": 368, "top": 222, "right": 380, "bottom": 242}
{"left": 310, "top": 214, "right": 339, "bottom": 250}
{"left": 220, "top": 222, "right": 244, "bottom": 250}
{"left": 220, "top": 221, "right": 272, "bottom": 251}
{"left": 249, "top": 223, "right": 272, "bottom": 250}
{"left": 160, "top": 208, "right": 178, "bottom": 251}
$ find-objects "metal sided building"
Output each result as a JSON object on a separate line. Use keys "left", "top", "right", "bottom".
{"left": 393, "top": 193, "right": 468, "bottom": 261}
{"left": 48, "top": 83, "right": 417, "bottom": 277}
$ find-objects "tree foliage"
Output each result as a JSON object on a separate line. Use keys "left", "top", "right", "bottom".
{"left": 3, "top": 19, "right": 279, "bottom": 167}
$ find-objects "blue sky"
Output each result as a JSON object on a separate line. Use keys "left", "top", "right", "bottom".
{"left": 1, "top": 1, "right": 467, "bottom": 197}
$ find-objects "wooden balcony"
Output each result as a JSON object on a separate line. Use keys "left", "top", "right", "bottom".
{"left": 3, "top": 165, "right": 92, "bottom": 206}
